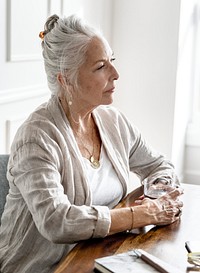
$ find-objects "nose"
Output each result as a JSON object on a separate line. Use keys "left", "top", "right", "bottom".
{"left": 111, "top": 64, "right": 119, "bottom": 81}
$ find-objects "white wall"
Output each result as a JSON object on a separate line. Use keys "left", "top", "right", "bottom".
{"left": 111, "top": 0, "right": 200, "bottom": 185}
{"left": 176, "top": 0, "right": 200, "bottom": 184}
{"left": 112, "top": 1, "right": 181, "bottom": 162}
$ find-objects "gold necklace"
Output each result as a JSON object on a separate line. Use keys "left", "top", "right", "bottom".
{"left": 75, "top": 126, "right": 100, "bottom": 169}
{"left": 89, "top": 155, "right": 100, "bottom": 169}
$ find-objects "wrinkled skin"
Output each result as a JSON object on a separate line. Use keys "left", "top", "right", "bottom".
{"left": 134, "top": 187, "right": 184, "bottom": 226}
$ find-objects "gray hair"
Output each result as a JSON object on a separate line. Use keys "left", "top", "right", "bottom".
{"left": 41, "top": 14, "right": 103, "bottom": 95}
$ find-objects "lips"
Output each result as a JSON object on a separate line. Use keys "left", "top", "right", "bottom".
{"left": 105, "top": 87, "right": 115, "bottom": 92}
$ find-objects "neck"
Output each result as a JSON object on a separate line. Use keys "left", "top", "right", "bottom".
{"left": 59, "top": 95, "right": 95, "bottom": 132}
{"left": 59, "top": 96, "right": 101, "bottom": 168}
{"left": 69, "top": 113, "right": 95, "bottom": 137}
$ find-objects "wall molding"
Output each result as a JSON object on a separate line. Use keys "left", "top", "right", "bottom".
{"left": 6, "top": 116, "right": 27, "bottom": 152}
{"left": 7, "top": 0, "right": 49, "bottom": 62}
{"left": 9, "top": 54, "right": 42, "bottom": 63}
{"left": 0, "top": 85, "right": 49, "bottom": 105}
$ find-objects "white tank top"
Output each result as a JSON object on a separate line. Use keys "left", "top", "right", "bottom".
{"left": 83, "top": 145, "right": 123, "bottom": 209}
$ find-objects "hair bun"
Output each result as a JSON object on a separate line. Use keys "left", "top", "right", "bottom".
{"left": 44, "top": 14, "right": 59, "bottom": 33}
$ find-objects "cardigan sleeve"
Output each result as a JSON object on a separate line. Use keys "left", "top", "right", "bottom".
{"left": 8, "top": 136, "right": 111, "bottom": 244}
{"left": 128, "top": 124, "right": 179, "bottom": 185}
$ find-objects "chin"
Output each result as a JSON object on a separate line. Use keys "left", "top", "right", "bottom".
{"left": 101, "top": 99, "right": 113, "bottom": 106}
{"left": 101, "top": 95, "right": 114, "bottom": 105}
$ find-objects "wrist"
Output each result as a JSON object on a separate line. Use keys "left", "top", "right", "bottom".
{"left": 129, "top": 207, "right": 135, "bottom": 231}
{"left": 130, "top": 205, "right": 151, "bottom": 228}
{"left": 109, "top": 207, "right": 133, "bottom": 235}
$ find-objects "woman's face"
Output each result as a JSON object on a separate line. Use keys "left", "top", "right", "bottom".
{"left": 75, "top": 37, "right": 119, "bottom": 109}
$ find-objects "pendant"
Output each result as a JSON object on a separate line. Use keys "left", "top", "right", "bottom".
{"left": 90, "top": 156, "right": 100, "bottom": 169}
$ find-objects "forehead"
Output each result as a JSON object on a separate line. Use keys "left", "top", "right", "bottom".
{"left": 85, "top": 37, "right": 112, "bottom": 64}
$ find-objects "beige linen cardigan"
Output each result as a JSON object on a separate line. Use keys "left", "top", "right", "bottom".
{"left": 0, "top": 95, "right": 177, "bottom": 273}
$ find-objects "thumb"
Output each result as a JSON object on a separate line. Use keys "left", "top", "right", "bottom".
{"left": 134, "top": 199, "right": 143, "bottom": 205}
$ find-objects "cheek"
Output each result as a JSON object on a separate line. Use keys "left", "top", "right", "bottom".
{"left": 84, "top": 80, "right": 105, "bottom": 93}
{"left": 78, "top": 72, "right": 107, "bottom": 95}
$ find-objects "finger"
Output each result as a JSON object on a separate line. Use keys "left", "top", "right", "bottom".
{"left": 137, "top": 195, "right": 145, "bottom": 200}
{"left": 175, "top": 207, "right": 182, "bottom": 216}
{"left": 157, "top": 216, "right": 180, "bottom": 226}
{"left": 134, "top": 199, "right": 143, "bottom": 205}
{"left": 134, "top": 195, "right": 145, "bottom": 205}
{"left": 177, "top": 200, "right": 184, "bottom": 208}
{"left": 156, "top": 213, "right": 178, "bottom": 226}
{"left": 171, "top": 187, "right": 184, "bottom": 196}
{"left": 160, "top": 209, "right": 181, "bottom": 225}
{"left": 163, "top": 200, "right": 183, "bottom": 210}
{"left": 160, "top": 187, "right": 184, "bottom": 201}
{"left": 165, "top": 205, "right": 183, "bottom": 220}
{"left": 161, "top": 200, "right": 183, "bottom": 213}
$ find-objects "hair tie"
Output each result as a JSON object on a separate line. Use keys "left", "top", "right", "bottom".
{"left": 39, "top": 31, "right": 45, "bottom": 40}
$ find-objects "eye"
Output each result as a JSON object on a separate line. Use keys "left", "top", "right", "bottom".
{"left": 96, "top": 57, "right": 116, "bottom": 71}
{"left": 97, "top": 64, "right": 105, "bottom": 70}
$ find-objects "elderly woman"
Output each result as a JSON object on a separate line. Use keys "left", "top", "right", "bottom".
{"left": 0, "top": 14, "right": 183, "bottom": 273}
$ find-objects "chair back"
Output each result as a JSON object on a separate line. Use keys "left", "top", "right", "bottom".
{"left": 0, "top": 154, "right": 9, "bottom": 224}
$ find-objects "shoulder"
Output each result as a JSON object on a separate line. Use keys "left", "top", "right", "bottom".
{"left": 94, "top": 105, "right": 134, "bottom": 130}
{"left": 10, "top": 97, "right": 63, "bottom": 154}
{"left": 94, "top": 105, "right": 141, "bottom": 143}
{"left": 94, "top": 105, "right": 128, "bottom": 122}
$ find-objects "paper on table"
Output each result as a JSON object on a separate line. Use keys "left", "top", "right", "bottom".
{"left": 94, "top": 249, "right": 183, "bottom": 273}
{"left": 136, "top": 249, "right": 183, "bottom": 273}
{"left": 95, "top": 250, "right": 159, "bottom": 273}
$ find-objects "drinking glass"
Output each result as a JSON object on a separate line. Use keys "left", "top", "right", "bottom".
{"left": 143, "top": 177, "right": 175, "bottom": 199}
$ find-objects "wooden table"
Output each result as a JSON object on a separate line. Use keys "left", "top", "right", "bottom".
{"left": 55, "top": 183, "right": 200, "bottom": 273}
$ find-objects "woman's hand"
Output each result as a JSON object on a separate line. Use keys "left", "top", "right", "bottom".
{"left": 135, "top": 187, "right": 184, "bottom": 226}
{"left": 109, "top": 187, "right": 183, "bottom": 235}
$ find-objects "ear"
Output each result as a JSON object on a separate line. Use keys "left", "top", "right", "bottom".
{"left": 57, "top": 73, "right": 67, "bottom": 88}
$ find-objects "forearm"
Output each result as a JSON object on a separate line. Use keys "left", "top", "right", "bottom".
{"left": 109, "top": 208, "right": 131, "bottom": 235}
{"left": 109, "top": 206, "right": 149, "bottom": 235}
